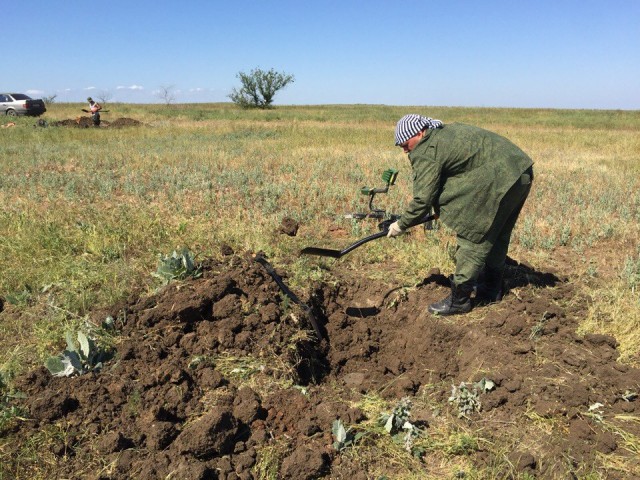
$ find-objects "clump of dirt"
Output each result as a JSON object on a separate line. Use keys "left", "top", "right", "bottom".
{"left": 220, "top": 243, "right": 235, "bottom": 256}
{"left": 278, "top": 217, "right": 299, "bottom": 236}
{"left": 2, "top": 252, "right": 639, "bottom": 479}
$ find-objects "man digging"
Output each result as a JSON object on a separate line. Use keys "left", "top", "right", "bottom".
{"left": 87, "top": 97, "right": 102, "bottom": 127}
{"left": 388, "top": 114, "right": 534, "bottom": 316}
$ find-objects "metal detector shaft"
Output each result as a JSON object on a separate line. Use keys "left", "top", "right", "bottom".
{"left": 300, "top": 214, "right": 437, "bottom": 259}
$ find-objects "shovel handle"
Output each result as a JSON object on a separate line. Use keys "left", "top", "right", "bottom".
{"left": 300, "top": 213, "right": 438, "bottom": 259}
{"left": 339, "top": 230, "right": 388, "bottom": 256}
{"left": 341, "top": 213, "right": 437, "bottom": 255}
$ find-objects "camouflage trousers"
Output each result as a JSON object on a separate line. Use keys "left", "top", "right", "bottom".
{"left": 453, "top": 167, "right": 533, "bottom": 286}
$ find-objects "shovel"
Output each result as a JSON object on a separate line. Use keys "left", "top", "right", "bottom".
{"left": 82, "top": 109, "right": 110, "bottom": 113}
{"left": 254, "top": 254, "right": 324, "bottom": 340}
{"left": 301, "top": 214, "right": 437, "bottom": 258}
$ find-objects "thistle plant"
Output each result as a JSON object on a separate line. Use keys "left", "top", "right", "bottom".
{"left": 449, "top": 378, "right": 495, "bottom": 419}
{"left": 45, "top": 331, "right": 113, "bottom": 377}
{"left": 154, "top": 247, "right": 202, "bottom": 284}
{"left": 449, "top": 383, "right": 480, "bottom": 418}
{"left": 332, "top": 419, "right": 364, "bottom": 452}
{"left": 378, "top": 397, "right": 422, "bottom": 454}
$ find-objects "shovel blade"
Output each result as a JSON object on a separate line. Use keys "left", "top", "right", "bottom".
{"left": 300, "top": 246, "right": 343, "bottom": 258}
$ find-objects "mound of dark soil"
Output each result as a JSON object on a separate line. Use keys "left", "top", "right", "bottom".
{"left": 51, "top": 117, "right": 143, "bottom": 128}
{"left": 108, "top": 118, "right": 143, "bottom": 128}
{"left": 2, "top": 253, "right": 639, "bottom": 479}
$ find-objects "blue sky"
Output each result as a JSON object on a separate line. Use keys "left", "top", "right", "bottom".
{"left": 9, "top": 0, "right": 640, "bottom": 109}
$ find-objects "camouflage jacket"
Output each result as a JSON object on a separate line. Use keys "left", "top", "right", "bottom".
{"left": 398, "top": 123, "right": 534, "bottom": 242}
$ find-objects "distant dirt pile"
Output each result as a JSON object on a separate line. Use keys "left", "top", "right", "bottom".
{"left": 2, "top": 250, "right": 639, "bottom": 479}
{"left": 51, "top": 118, "right": 86, "bottom": 127}
{"left": 51, "top": 117, "right": 144, "bottom": 128}
{"left": 108, "top": 118, "right": 144, "bottom": 128}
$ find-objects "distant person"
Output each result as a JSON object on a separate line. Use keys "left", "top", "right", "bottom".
{"left": 87, "top": 97, "right": 102, "bottom": 127}
{"left": 387, "top": 114, "right": 534, "bottom": 316}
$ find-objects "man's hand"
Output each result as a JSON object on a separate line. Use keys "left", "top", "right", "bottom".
{"left": 386, "top": 221, "right": 404, "bottom": 238}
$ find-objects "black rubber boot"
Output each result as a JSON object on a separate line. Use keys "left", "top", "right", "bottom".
{"left": 428, "top": 282, "right": 473, "bottom": 316}
{"left": 475, "top": 266, "right": 504, "bottom": 305}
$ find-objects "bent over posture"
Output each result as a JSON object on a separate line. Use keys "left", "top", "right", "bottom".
{"left": 87, "top": 97, "right": 102, "bottom": 127}
{"left": 388, "top": 114, "right": 534, "bottom": 316}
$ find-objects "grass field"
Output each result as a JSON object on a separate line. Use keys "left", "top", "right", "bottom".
{"left": 1, "top": 103, "right": 639, "bottom": 478}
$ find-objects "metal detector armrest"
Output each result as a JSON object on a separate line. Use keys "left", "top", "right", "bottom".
{"left": 357, "top": 168, "right": 399, "bottom": 212}
{"left": 359, "top": 168, "right": 398, "bottom": 196}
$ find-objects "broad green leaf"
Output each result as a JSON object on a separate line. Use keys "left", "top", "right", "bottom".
{"left": 384, "top": 414, "right": 395, "bottom": 433}
{"left": 64, "top": 350, "right": 84, "bottom": 374}
{"left": 77, "top": 331, "right": 90, "bottom": 359}
{"left": 333, "top": 420, "right": 347, "bottom": 443}
{"left": 45, "top": 355, "right": 76, "bottom": 377}
{"left": 65, "top": 331, "right": 78, "bottom": 353}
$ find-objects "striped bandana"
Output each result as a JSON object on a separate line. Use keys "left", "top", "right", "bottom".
{"left": 394, "top": 114, "right": 443, "bottom": 146}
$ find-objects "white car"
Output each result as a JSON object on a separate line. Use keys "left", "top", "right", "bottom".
{"left": 0, "top": 93, "right": 46, "bottom": 116}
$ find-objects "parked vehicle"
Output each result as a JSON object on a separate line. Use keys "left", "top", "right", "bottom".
{"left": 0, "top": 93, "right": 46, "bottom": 116}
